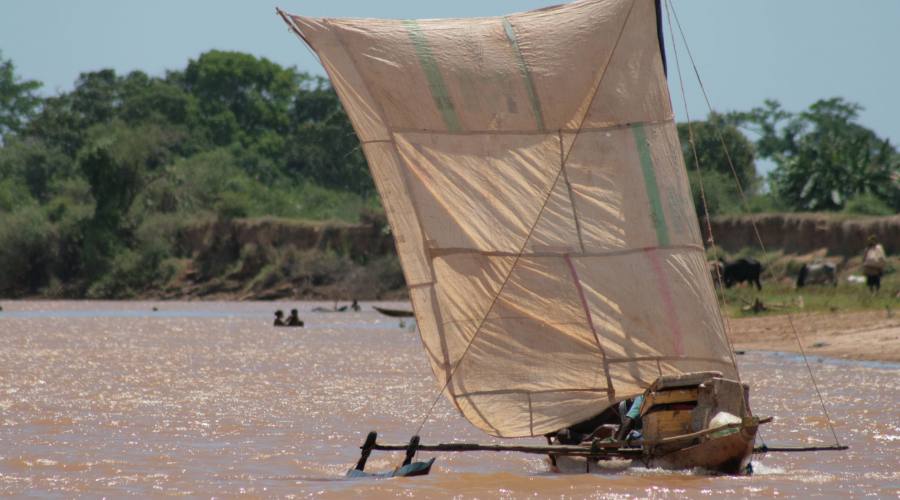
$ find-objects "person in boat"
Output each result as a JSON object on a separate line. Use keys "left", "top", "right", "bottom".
{"left": 286, "top": 308, "right": 305, "bottom": 327}
{"left": 551, "top": 405, "right": 619, "bottom": 445}
{"left": 614, "top": 395, "right": 644, "bottom": 442}
{"left": 550, "top": 395, "right": 645, "bottom": 445}
{"left": 274, "top": 310, "right": 286, "bottom": 326}
{"left": 862, "top": 235, "right": 887, "bottom": 293}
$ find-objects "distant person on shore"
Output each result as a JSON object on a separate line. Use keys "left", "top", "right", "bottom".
{"left": 274, "top": 310, "right": 286, "bottom": 326}
{"left": 286, "top": 308, "right": 305, "bottom": 327}
{"left": 350, "top": 299, "right": 360, "bottom": 312}
{"left": 863, "top": 235, "right": 887, "bottom": 293}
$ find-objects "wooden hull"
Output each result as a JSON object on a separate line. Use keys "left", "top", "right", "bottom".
{"left": 551, "top": 420, "right": 757, "bottom": 475}
{"left": 649, "top": 420, "right": 757, "bottom": 473}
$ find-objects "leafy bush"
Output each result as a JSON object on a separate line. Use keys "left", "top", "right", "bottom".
{"left": 0, "top": 177, "right": 36, "bottom": 211}
{"left": 86, "top": 241, "right": 174, "bottom": 298}
{"left": 842, "top": 193, "right": 894, "bottom": 216}
{"left": 688, "top": 170, "right": 741, "bottom": 217}
{"left": 0, "top": 206, "right": 53, "bottom": 294}
{"left": 742, "top": 192, "right": 788, "bottom": 213}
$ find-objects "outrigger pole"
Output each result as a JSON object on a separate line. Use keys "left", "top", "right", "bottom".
{"left": 753, "top": 444, "right": 849, "bottom": 454}
{"left": 368, "top": 440, "right": 847, "bottom": 457}
{"left": 356, "top": 416, "right": 845, "bottom": 468}
{"left": 356, "top": 417, "right": 841, "bottom": 462}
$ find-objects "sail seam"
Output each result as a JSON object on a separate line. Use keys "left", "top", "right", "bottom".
{"left": 564, "top": 0, "right": 639, "bottom": 131}
{"left": 328, "top": 25, "right": 460, "bottom": 407}
{"left": 386, "top": 119, "right": 674, "bottom": 137}
{"left": 404, "top": 20, "right": 462, "bottom": 132}
{"left": 395, "top": 144, "right": 492, "bottom": 249}
{"left": 427, "top": 243, "right": 705, "bottom": 258}
{"left": 564, "top": 254, "right": 614, "bottom": 398}
{"left": 606, "top": 356, "right": 733, "bottom": 365}
{"left": 437, "top": 317, "right": 597, "bottom": 329}
{"left": 503, "top": 17, "right": 546, "bottom": 131}
{"left": 411, "top": 0, "right": 639, "bottom": 437}
{"left": 559, "top": 130, "right": 586, "bottom": 253}
{"left": 322, "top": 24, "right": 425, "bottom": 288}
{"left": 428, "top": 287, "right": 454, "bottom": 378}
{"left": 458, "top": 388, "right": 611, "bottom": 397}
{"left": 527, "top": 394, "right": 534, "bottom": 436}
{"left": 326, "top": 24, "right": 441, "bottom": 279}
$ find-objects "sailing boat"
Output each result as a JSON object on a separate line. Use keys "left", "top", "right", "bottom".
{"left": 276, "top": 0, "right": 841, "bottom": 475}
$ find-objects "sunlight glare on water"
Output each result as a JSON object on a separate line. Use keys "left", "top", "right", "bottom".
{"left": 0, "top": 301, "right": 897, "bottom": 497}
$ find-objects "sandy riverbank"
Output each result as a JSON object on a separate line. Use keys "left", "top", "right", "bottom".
{"left": 728, "top": 310, "right": 900, "bottom": 363}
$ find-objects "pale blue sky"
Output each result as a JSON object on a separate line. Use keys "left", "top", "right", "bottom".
{"left": 2, "top": 0, "right": 898, "bottom": 174}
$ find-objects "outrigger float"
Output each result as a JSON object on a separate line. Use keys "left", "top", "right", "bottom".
{"left": 277, "top": 0, "right": 847, "bottom": 478}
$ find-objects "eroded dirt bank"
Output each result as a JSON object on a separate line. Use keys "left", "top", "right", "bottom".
{"left": 154, "top": 215, "right": 404, "bottom": 300}
{"left": 709, "top": 213, "right": 899, "bottom": 257}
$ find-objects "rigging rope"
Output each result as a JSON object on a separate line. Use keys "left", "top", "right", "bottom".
{"left": 665, "top": 0, "right": 841, "bottom": 448}
{"left": 663, "top": 0, "right": 760, "bottom": 450}
{"left": 662, "top": 0, "right": 741, "bottom": 382}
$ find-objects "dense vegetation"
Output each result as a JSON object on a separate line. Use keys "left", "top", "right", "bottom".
{"left": 0, "top": 50, "right": 377, "bottom": 297}
{"left": 0, "top": 50, "right": 897, "bottom": 298}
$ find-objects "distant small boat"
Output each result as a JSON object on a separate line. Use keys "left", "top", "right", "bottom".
{"left": 372, "top": 306, "right": 414, "bottom": 318}
{"left": 311, "top": 306, "right": 349, "bottom": 313}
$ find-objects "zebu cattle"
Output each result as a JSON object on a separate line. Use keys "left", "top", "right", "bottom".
{"left": 720, "top": 258, "right": 763, "bottom": 290}
{"left": 796, "top": 262, "right": 837, "bottom": 288}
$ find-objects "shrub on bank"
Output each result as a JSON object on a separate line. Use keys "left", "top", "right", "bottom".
{"left": 0, "top": 206, "right": 53, "bottom": 295}
{"left": 842, "top": 193, "right": 894, "bottom": 216}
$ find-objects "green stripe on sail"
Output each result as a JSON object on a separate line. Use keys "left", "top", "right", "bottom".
{"left": 502, "top": 17, "right": 545, "bottom": 131}
{"left": 632, "top": 124, "right": 670, "bottom": 246}
{"left": 403, "top": 20, "right": 461, "bottom": 132}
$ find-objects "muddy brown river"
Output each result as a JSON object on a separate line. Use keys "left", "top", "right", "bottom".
{"left": 1, "top": 301, "right": 897, "bottom": 497}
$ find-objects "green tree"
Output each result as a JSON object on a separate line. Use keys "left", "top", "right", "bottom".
{"left": 0, "top": 51, "right": 42, "bottom": 139}
{"left": 286, "top": 77, "right": 372, "bottom": 195}
{"left": 0, "top": 206, "right": 53, "bottom": 294}
{"left": 77, "top": 122, "right": 182, "bottom": 278}
{"left": 0, "top": 49, "right": 385, "bottom": 296}
{"left": 119, "top": 70, "right": 198, "bottom": 127}
{"left": 735, "top": 98, "right": 899, "bottom": 211}
{"left": 677, "top": 113, "right": 758, "bottom": 217}
{"left": 183, "top": 50, "right": 296, "bottom": 146}
{"left": 25, "top": 69, "right": 122, "bottom": 156}
{"left": 0, "top": 138, "right": 74, "bottom": 202}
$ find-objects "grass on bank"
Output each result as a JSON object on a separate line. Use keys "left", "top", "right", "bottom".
{"left": 716, "top": 254, "right": 900, "bottom": 318}
{"left": 717, "top": 269, "right": 899, "bottom": 318}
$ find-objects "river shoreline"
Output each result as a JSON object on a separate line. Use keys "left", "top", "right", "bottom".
{"left": 728, "top": 310, "right": 900, "bottom": 363}
{"left": 2, "top": 300, "right": 898, "bottom": 363}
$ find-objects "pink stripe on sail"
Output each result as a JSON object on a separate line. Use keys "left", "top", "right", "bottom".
{"left": 644, "top": 248, "right": 684, "bottom": 356}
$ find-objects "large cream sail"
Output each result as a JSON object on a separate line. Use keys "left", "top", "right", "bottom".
{"left": 280, "top": 0, "right": 737, "bottom": 438}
